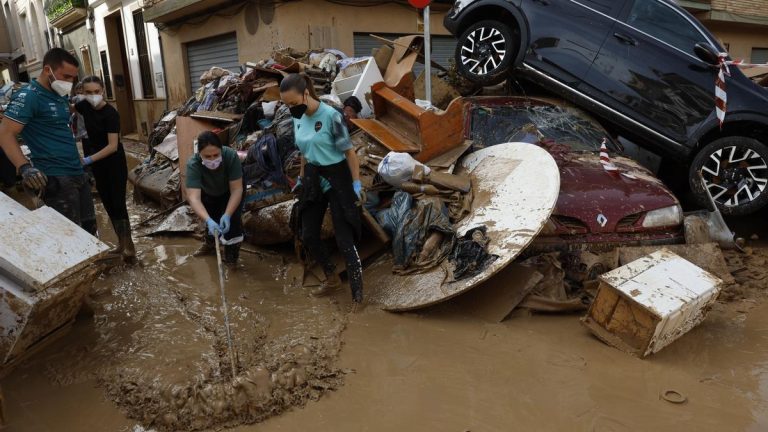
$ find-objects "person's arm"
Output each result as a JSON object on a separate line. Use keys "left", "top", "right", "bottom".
{"left": 84, "top": 108, "right": 120, "bottom": 165}
{"left": 0, "top": 119, "right": 27, "bottom": 170}
{"left": 187, "top": 188, "right": 210, "bottom": 222}
{"left": 225, "top": 179, "right": 243, "bottom": 216}
{"left": 345, "top": 148, "right": 360, "bottom": 182}
{"left": 84, "top": 132, "right": 118, "bottom": 163}
{"left": 299, "top": 156, "right": 305, "bottom": 178}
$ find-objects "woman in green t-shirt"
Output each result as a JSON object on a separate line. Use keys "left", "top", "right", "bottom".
{"left": 186, "top": 131, "right": 244, "bottom": 264}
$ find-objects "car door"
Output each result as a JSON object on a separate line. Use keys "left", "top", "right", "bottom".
{"left": 521, "top": 0, "right": 627, "bottom": 86}
{"left": 580, "top": 0, "right": 718, "bottom": 145}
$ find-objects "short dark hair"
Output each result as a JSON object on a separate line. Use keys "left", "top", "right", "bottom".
{"left": 343, "top": 95, "right": 363, "bottom": 113}
{"left": 197, "top": 131, "right": 222, "bottom": 151}
{"left": 43, "top": 48, "right": 79, "bottom": 69}
{"left": 81, "top": 75, "right": 104, "bottom": 88}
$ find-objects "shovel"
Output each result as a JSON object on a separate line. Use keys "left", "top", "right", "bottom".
{"left": 214, "top": 232, "right": 238, "bottom": 377}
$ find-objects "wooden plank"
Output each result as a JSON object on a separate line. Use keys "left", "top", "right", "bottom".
{"left": 352, "top": 119, "right": 420, "bottom": 153}
{"left": 452, "top": 263, "right": 543, "bottom": 322}
{"left": 190, "top": 111, "right": 243, "bottom": 123}
{"left": 176, "top": 116, "right": 217, "bottom": 200}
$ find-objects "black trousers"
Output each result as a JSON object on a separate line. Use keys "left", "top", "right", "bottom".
{"left": 301, "top": 190, "right": 363, "bottom": 293}
{"left": 43, "top": 173, "right": 97, "bottom": 235}
{"left": 91, "top": 150, "right": 129, "bottom": 222}
{"left": 0, "top": 148, "right": 16, "bottom": 187}
{"left": 202, "top": 189, "right": 244, "bottom": 244}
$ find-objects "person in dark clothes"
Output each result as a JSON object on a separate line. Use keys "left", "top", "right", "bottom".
{"left": 342, "top": 95, "right": 363, "bottom": 131}
{"left": 280, "top": 73, "right": 364, "bottom": 303}
{"left": 186, "top": 131, "right": 244, "bottom": 264}
{"left": 74, "top": 75, "right": 135, "bottom": 260}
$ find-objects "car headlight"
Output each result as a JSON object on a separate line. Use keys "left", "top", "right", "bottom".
{"left": 642, "top": 205, "right": 683, "bottom": 228}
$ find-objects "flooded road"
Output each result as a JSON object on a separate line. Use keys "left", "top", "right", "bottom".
{"left": 2, "top": 156, "right": 768, "bottom": 431}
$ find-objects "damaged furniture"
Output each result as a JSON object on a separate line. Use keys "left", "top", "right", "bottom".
{"left": 352, "top": 80, "right": 465, "bottom": 162}
{"left": 582, "top": 249, "right": 723, "bottom": 358}
{"left": 0, "top": 193, "right": 109, "bottom": 372}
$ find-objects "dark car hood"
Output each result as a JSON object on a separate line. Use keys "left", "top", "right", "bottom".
{"left": 553, "top": 152, "right": 679, "bottom": 233}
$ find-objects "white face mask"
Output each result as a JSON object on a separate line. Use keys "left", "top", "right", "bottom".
{"left": 86, "top": 94, "right": 103, "bottom": 107}
{"left": 47, "top": 67, "right": 73, "bottom": 97}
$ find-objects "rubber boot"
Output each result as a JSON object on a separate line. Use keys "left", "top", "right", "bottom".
{"left": 223, "top": 243, "right": 241, "bottom": 265}
{"left": 118, "top": 219, "right": 136, "bottom": 262}
{"left": 108, "top": 219, "right": 124, "bottom": 255}
{"left": 194, "top": 235, "right": 216, "bottom": 257}
{"left": 311, "top": 272, "right": 342, "bottom": 297}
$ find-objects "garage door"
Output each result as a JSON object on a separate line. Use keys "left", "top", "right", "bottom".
{"left": 186, "top": 33, "right": 240, "bottom": 95}
{"left": 353, "top": 33, "right": 457, "bottom": 76}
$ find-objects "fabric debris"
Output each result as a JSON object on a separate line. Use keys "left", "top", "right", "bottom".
{"left": 376, "top": 192, "right": 455, "bottom": 274}
{"left": 449, "top": 226, "right": 498, "bottom": 281}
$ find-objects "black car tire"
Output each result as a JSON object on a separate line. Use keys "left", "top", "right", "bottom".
{"left": 689, "top": 136, "right": 768, "bottom": 216}
{"left": 455, "top": 20, "right": 515, "bottom": 86}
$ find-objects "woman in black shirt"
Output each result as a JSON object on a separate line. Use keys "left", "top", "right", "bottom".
{"left": 75, "top": 75, "right": 135, "bottom": 261}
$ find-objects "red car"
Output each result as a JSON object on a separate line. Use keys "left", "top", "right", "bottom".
{"left": 464, "top": 97, "right": 684, "bottom": 252}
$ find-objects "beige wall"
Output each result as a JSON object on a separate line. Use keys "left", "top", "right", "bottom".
{"left": 0, "top": 9, "right": 11, "bottom": 53}
{"left": 707, "top": 22, "right": 768, "bottom": 62}
{"left": 159, "top": 0, "right": 449, "bottom": 106}
{"left": 133, "top": 99, "right": 167, "bottom": 141}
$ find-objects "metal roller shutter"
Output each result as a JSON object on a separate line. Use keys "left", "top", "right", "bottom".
{"left": 353, "top": 32, "right": 457, "bottom": 76}
{"left": 186, "top": 33, "right": 240, "bottom": 95}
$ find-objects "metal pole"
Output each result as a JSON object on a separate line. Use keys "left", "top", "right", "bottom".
{"left": 424, "top": 5, "right": 432, "bottom": 104}
{"left": 214, "top": 233, "right": 238, "bottom": 377}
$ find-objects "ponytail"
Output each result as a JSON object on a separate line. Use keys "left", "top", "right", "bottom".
{"left": 279, "top": 73, "right": 318, "bottom": 101}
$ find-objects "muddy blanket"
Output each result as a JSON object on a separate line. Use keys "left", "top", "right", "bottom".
{"left": 376, "top": 192, "right": 455, "bottom": 274}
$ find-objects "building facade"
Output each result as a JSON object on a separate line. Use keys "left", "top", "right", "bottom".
{"left": 681, "top": 0, "right": 768, "bottom": 63}
{"left": 89, "top": 0, "right": 166, "bottom": 140}
{"left": 2, "top": 0, "right": 57, "bottom": 81}
{"left": 140, "top": 0, "right": 453, "bottom": 108}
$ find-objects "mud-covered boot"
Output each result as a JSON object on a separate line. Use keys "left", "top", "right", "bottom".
{"left": 311, "top": 272, "right": 342, "bottom": 297}
{"left": 223, "top": 243, "right": 241, "bottom": 265}
{"left": 108, "top": 219, "right": 124, "bottom": 256}
{"left": 115, "top": 219, "right": 136, "bottom": 262}
{"left": 194, "top": 235, "right": 216, "bottom": 257}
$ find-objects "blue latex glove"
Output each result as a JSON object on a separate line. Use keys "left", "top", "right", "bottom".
{"left": 219, "top": 214, "right": 231, "bottom": 235}
{"left": 206, "top": 218, "right": 221, "bottom": 236}
{"left": 352, "top": 179, "right": 363, "bottom": 199}
{"left": 82, "top": 156, "right": 93, "bottom": 166}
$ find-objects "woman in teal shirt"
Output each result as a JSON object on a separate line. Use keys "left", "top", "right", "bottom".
{"left": 280, "top": 73, "right": 364, "bottom": 303}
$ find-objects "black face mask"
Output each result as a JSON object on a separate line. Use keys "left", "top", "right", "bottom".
{"left": 289, "top": 104, "right": 308, "bottom": 119}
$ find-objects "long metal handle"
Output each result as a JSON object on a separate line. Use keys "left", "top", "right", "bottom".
{"left": 214, "top": 232, "right": 238, "bottom": 376}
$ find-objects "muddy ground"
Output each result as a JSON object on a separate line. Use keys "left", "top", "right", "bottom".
{"left": 2, "top": 150, "right": 768, "bottom": 431}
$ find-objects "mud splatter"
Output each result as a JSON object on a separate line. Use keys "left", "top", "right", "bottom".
{"left": 41, "top": 237, "right": 348, "bottom": 432}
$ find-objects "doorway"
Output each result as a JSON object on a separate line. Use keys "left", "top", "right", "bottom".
{"left": 104, "top": 10, "right": 136, "bottom": 135}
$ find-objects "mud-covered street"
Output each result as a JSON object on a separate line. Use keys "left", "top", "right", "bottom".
{"left": 2, "top": 178, "right": 768, "bottom": 431}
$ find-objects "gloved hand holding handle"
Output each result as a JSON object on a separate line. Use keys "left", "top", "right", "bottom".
{"left": 19, "top": 163, "right": 47, "bottom": 190}
{"left": 352, "top": 179, "right": 363, "bottom": 199}
{"left": 206, "top": 218, "right": 221, "bottom": 236}
{"left": 219, "top": 214, "right": 231, "bottom": 235}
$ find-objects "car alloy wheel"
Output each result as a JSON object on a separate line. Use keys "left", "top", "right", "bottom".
{"left": 700, "top": 145, "right": 768, "bottom": 208}
{"left": 460, "top": 26, "right": 507, "bottom": 76}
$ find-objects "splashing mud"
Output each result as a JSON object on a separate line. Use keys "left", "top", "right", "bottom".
{"left": 41, "top": 236, "right": 347, "bottom": 431}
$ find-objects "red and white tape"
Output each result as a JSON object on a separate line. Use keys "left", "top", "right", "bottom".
{"left": 716, "top": 54, "right": 768, "bottom": 128}
{"left": 599, "top": 138, "right": 619, "bottom": 174}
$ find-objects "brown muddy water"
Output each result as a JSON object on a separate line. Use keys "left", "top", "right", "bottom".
{"left": 3, "top": 157, "right": 768, "bottom": 431}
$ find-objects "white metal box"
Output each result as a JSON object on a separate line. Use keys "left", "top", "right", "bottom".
{"left": 582, "top": 249, "right": 723, "bottom": 357}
